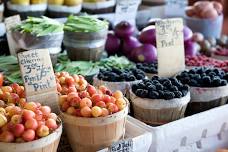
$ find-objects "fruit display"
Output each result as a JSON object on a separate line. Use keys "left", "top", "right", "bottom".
{"left": 186, "top": 1, "right": 223, "bottom": 19}
{"left": 56, "top": 72, "right": 127, "bottom": 118}
{"left": 47, "top": 0, "right": 82, "bottom": 18}
{"left": 7, "top": 0, "right": 47, "bottom": 19}
{"left": 177, "top": 67, "right": 228, "bottom": 115}
{"left": 177, "top": 67, "right": 227, "bottom": 87}
{"left": 94, "top": 67, "right": 145, "bottom": 94}
{"left": 0, "top": 83, "right": 60, "bottom": 143}
{"left": 132, "top": 77, "right": 189, "bottom": 100}
{"left": 130, "top": 76, "right": 190, "bottom": 125}
{"left": 185, "top": 1, "right": 223, "bottom": 38}
{"left": 64, "top": 15, "right": 108, "bottom": 61}
{"left": 136, "top": 62, "right": 157, "bottom": 78}
{"left": 105, "top": 21, "right": 199, "bottom": 62}
{"left": 185, "top": 55, "right": 228, "bottom": 72}
{"left": 82, "top": 0, "right": 116, "bottom": 14}
{"left": 97, "top": 68, "right": 145, "bottom": 82}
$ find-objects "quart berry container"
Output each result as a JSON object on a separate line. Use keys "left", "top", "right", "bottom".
{"left": 0, "top": 118, "right": 62, "bottom": 152}
{"left": 93, "top": 68, "right": 146, "bottom": 95}
{"left": 7, "top": 2, "right": 47, "bottom": 20}
{"left": 82, "top": 0, "right": 115, "bottom": 14}
{"left": 60, "top": 105, "right": 128, "bottom": 152}
{"left": 185, "top": 14, "right": 223, "bottom": 39}
{"left": 136, "top": 63, "right": 157, "bottom": 79}
{"left": 177, "top": 68, "right": 228, "bottom": 115}
{"left": 129, "top": 77, "right": 191, "bottom": 125}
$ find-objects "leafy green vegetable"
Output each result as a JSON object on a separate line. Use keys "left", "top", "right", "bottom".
{"left": 13, "top": 16, "right": 64, "bottom": 36}
{"left": 54, "top": 54, "right": 134, "bottom": 76}
{"left": 0, "top": 56, "right": 22, "bottom": 85}
{"left": 64, "top": 15, "right": 108, "bottom": 32}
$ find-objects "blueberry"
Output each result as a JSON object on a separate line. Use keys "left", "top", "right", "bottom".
{"left": 169, "top": 86, "right": 178, "bottom": 91}
{"left": 182, "top": 77, "right": 191, "bottom": 84}
{"left": 135, "top": 89, "right": 144, "bottom": 97}
{"left": 189, "top": 79, "right": 198, "bottom": 87}
{"left": 163, "top": 80, "right": 172, "bottom": 87}
{"left": 127, "top": 75, "right": 136, "bottom": 81}
{"left": 164, "top": 92, "right": 175, "bottom": 100}
{"left": 151, "top": 76, "right": 159, "bottom": 80}
{"left": 148, "top": 91, "right": 159, "bottom": 99}
{"left": 98, "top": 73, "right": 104, "bottom": 80}
{"left": 156, "top": 84, "right": 164, "bottom": 90}
{"left": 132, "top": 84, "right": 138, "bottom": 92}
{"left": 135, "top": 89, "right": 148, "bottom": 98}
{"left": 136, "top": 74, "right": 145, "bottom": 80}
{"left": 202, "top": 76, "right": 211, "bottom": 84}
{"left": 152, "top": 80, "right": 160, "bottom": 84}
{"left": 212, "top": 78, "right": 221, "bottom": 87}
{"left": 208, "top": 72, "right": 216, "bottom": 77}
{"left": 143, "top": 79, "right": 151, "bottom": 83}
{"left": 158, "top": 90, "right": 164, "bottom": 98}
{"left": 174, "top": 91, "right": 183, "bottom": 98}
{"left": 181, "top": 90, "right": 188, "bottom": 96}
{"left": 189, "top": 69, "right": 196, "bottom": 74}
{"left": 145, "top": 82, "right": 152, "bottom": 87}
{"left": 221, "top": 80, "right": 228, "bottom": 86}
{"left": 137, "top": 82, "right": 145, "bottom": 89}
{"left": 147, "top": 84, "right": 156, "bottom": 91}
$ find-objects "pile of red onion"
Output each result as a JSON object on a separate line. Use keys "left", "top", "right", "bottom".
{"left": 105, "top": 21, "right": 199, "bottom": 63}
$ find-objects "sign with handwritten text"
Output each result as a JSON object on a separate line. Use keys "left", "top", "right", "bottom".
{"left": 115, "top": 0, "right": 141, "bottom": 25}
{"left": 5, "top": 15, "right": 21, "bottom": 56}
{"left": 155, "top": 18, "right": 185, "bottom": 77}
{"left": 18, "top": 49, "right": 58, "bottom": 112}
{"left": 110, "top": 139, "right": 133, "bottom": 152}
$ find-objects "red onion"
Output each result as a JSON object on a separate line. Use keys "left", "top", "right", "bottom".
{"left": 184, "top": 40, "right": 198, "bottom": 57}
{"left": 122, "top": 36, "right": 141, "bottom": 56}
{"left": 183, "top": 26, "right": 193, "bottom": 42}
{"left": 131, "top": 44, "right": 157, "bottom": 63}
{"left": 114, "top": 21, "right": 135, "bottom": 39}
{"left": 105, "top": 32, "right": 121, "bottom": 55}
{"left": 139, "top": 25, "right": 156, "bottom": 45}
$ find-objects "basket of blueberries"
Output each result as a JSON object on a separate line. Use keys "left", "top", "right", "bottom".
{"left": 177, "top": 67, "right": 228, "bottom": 115}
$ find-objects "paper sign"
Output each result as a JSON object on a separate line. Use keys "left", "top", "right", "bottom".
{"left": 165, "top": 0, "right": 188, "bottom": 17}
{"left": 155, "top": 18, "right": 185, "bottom": 77}
{"left": 18, "top": 49, "right": 58, "bottom": 112}
{"left": 5, "top": 15, "right": 21, "bottom": 56}
{"left": 110, "top": 139, "right": 133, "bottom": 152}
{"left": 115, "top": 0, "right": 141, "bottom": 26}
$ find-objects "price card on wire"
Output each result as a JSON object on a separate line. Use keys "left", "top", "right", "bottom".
{"left": 17, "top": 49, "right": 58, "bottom": 111}
{"left": 115, "top": 0, "right": 141, "bottom": 26}
{"left": 155, "top": 18, "right": 185, "bottom": 77}
{"left": 110, "top": 139, "right": 133, "bottom": 152}
{"left": 5, "top": 15, "right": 21, "bottom": 56}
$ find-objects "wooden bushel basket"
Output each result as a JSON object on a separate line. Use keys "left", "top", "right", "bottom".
{"left": 0, "top": 119, "right": 62, "bottom": 152}
{"left": 60, "top": 105, "right": 128, "bottom": 152}
{"left": 130, "top": 90, "right": 191, "bottom": 126}
{"left": 185, "top": 85, "right": 228, "bottom": 116}
{"left": 63, "top": 29, "right": 107, "bottom": 61}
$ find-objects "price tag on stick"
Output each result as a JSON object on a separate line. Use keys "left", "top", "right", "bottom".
{"left": 18, "top": 49, "right": 59, "bottom": 113}
{"left": 5, "top": 15, "right": 21, "bottom": 56}
{"left": 115, "top": 0, "right": 141, "bottom": 26}
{"left": 155, "top": 18, "right": 185, "bottom": 77}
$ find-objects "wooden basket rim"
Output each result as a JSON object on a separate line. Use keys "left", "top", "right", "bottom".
{"left": 60, "top": 104, "right": 128, "bottom": 126}
{"left": 0, "top": 118, "right": 62, "bottom": 151}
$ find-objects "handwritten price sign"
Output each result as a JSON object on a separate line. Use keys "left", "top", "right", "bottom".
{"left": 110, "top": 139, "right": 133, "bottom": 152}
{"left": 18, "top": 49, "right": 58, "bottom": 112}
{"left": 155, "top": 18, "right": 185, "bottom": 77}
{"left": 115, "top": 0, "right": 141, "bottom": 25}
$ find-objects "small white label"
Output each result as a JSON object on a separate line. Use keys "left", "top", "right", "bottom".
{"left": 110, "top": 139, "right": 133, "bottom": 152}
{"left": 156, "top": 18, "right": 185, "bottom": 77}
{"left": 115, "top": 0, "right": 141, "bottom": 26}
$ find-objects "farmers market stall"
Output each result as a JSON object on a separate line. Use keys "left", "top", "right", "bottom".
{"left": 0, "top": 0, "right": 227, "bottom": 152}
